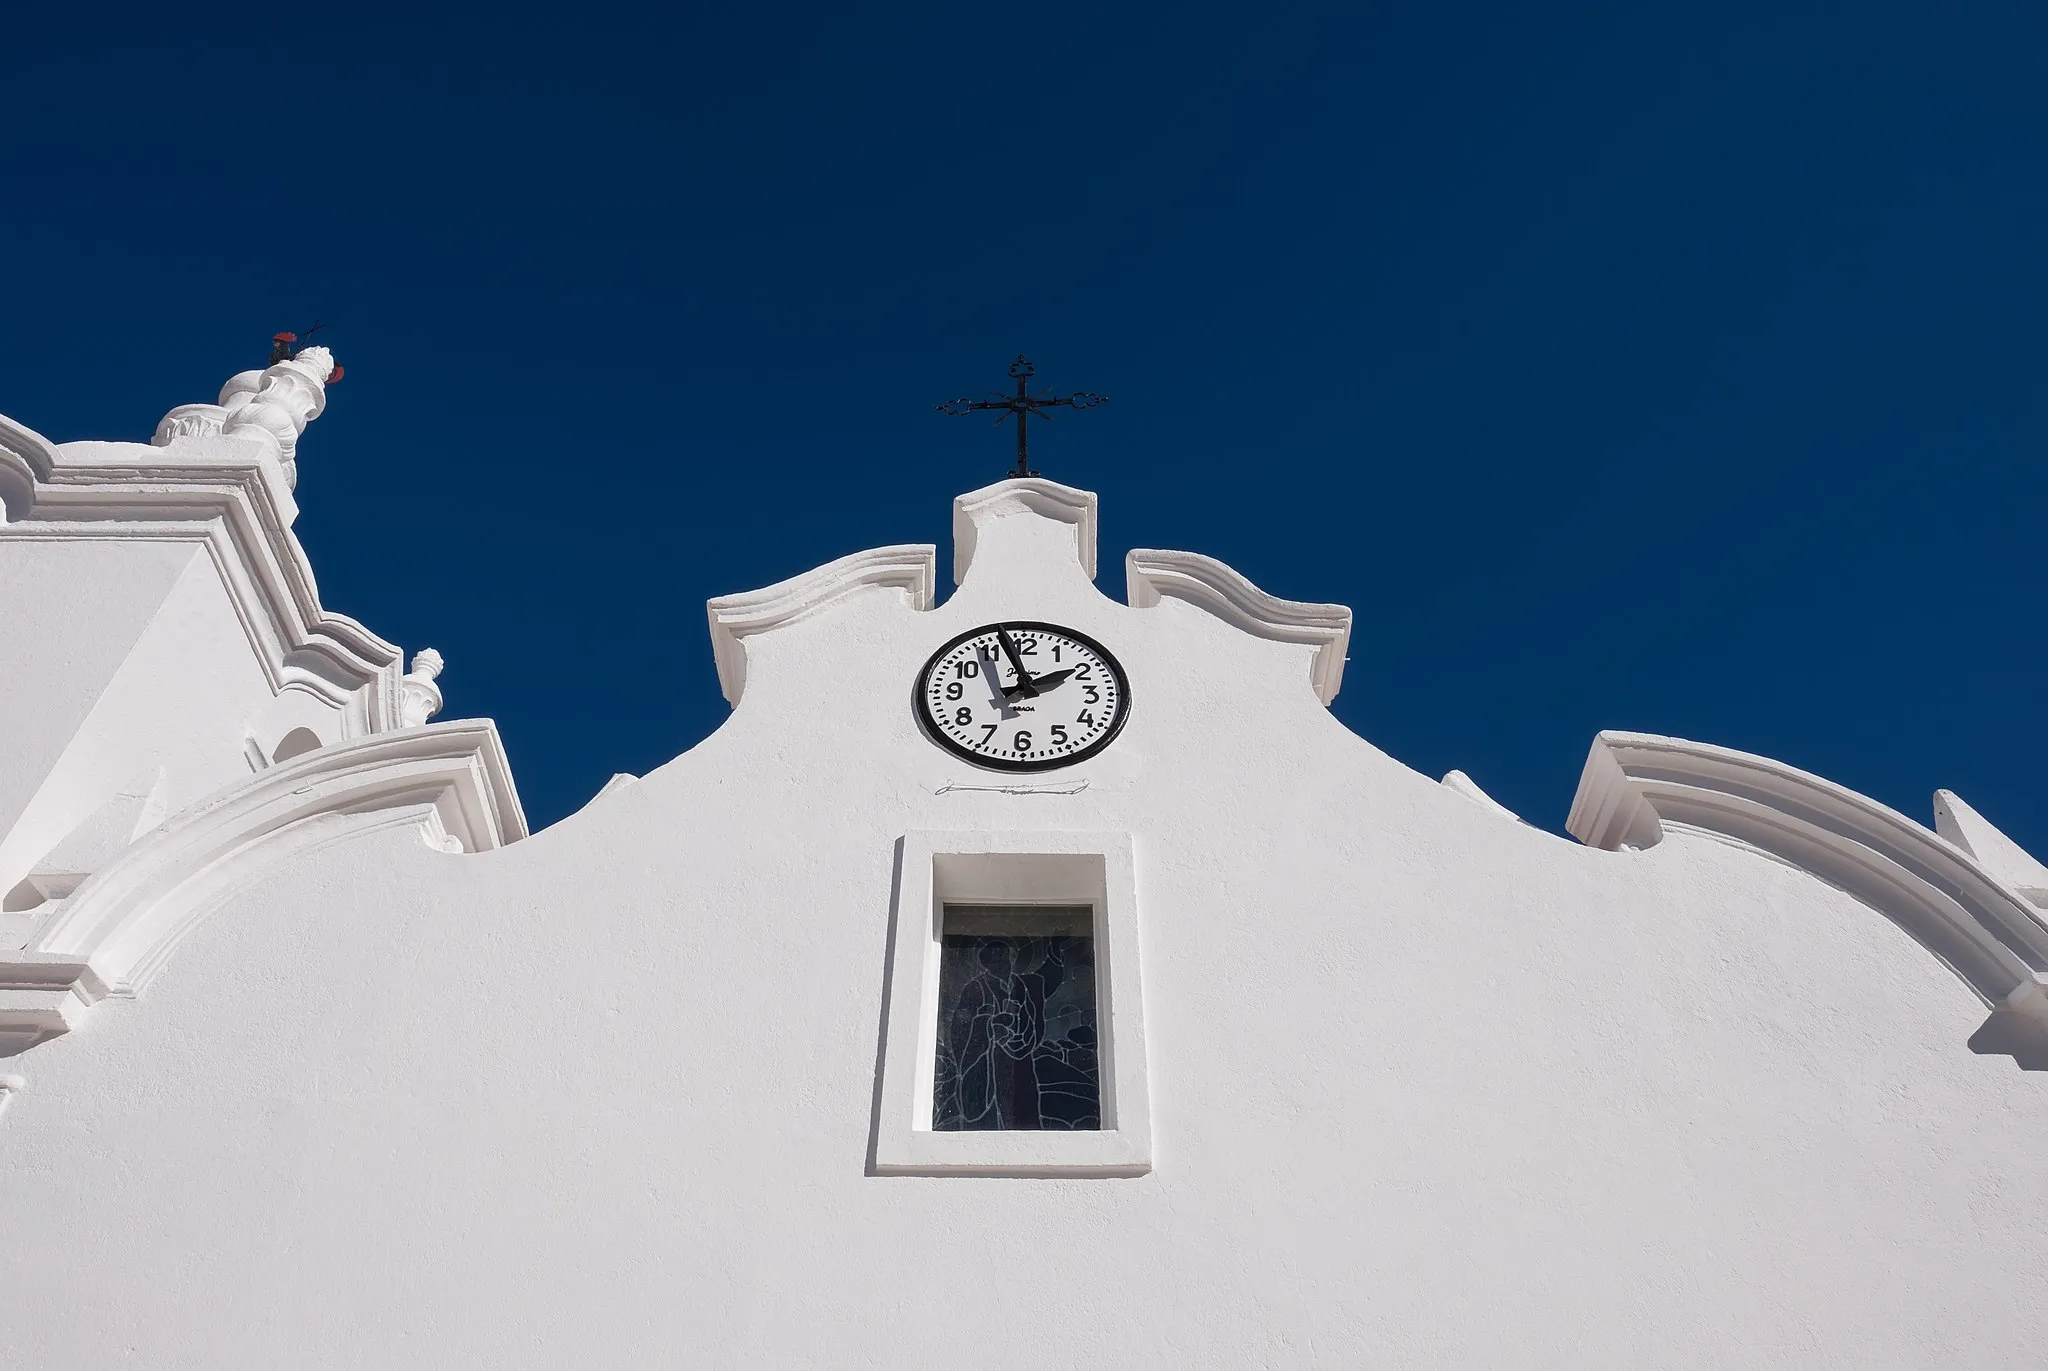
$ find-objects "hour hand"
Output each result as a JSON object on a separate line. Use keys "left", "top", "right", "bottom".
{"left": 1004, "top": 667, "right": 1073, "bottom": 701}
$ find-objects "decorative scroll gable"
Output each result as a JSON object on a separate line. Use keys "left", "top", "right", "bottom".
{"left": 1124, "top": 548, "right": 1351, "bottom": 705}
{"left": 707, "top": 545, "right": 937, "bottom": 706}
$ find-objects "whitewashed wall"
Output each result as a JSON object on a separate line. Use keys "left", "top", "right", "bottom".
{"left": 0, "top": 541, "right": 319, "bottom": 911}
{"left": 4, "top": 481, "right": 2047, "bottom": 1368}
{"left": 0, "top": 359, "right": 415, "bottom": 956}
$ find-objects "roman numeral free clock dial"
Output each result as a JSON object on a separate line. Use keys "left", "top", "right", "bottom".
{"left": 915, "top": 622, "right": 1131, "bottom": 771}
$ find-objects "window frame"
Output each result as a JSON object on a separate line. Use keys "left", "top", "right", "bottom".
{"left": 874, "top": 830, "right": 1151, "bottom": 1177}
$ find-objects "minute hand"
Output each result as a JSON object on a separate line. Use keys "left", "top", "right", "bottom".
{"left": 1005, "top": 667, "right": 1073, "bottom": 701}
{"left": 992, "top": 626, "right": 1038, "bottom": 698}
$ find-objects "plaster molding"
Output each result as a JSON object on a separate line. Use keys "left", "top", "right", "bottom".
{"left": 0, "top": 413, "right": 58, "bottom": 521}
{"left": 952, "top": 478, "right": 1098, "bottom": 585}
{"left": 0, "top": 412, "right": 404, "bottom": 730}
{"left": 1125, "top": 548, "right": 1351, "bottom": 705}
{"left": 1567, "top": 730, "right": 2048, "bottom": 1067}
{"left": 0, "top": 721, "right": 525, "bottom": 1054}
{"left": 152, "top": 404, "right": 229, "bottom": 446}
{"left": 399, "top": 649, "right": 447, "bottom": 727}
{"left": 707, "top": 545, "right": 936, "bottom": 707}
{"left": 215, "top": 347, "right": 335, "bottom": 490}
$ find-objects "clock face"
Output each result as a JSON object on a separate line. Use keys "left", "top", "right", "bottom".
{"left": 915, "top": 621, "right": 1131, "bottom": 771}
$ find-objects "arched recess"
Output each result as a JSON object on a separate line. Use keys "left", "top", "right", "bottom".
{"left": 1568, "top": 731, "right": 2048, "bottom": 1069}
{"left": 0, "top": 721, "right": 525, "bottom": 1055}
{"left": 269, "top": 727, "right": 324, "bottom": 764}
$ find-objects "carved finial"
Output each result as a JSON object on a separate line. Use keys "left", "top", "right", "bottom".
{"left": 151, "top": 403, "right": 227, "bottom": 446}
{"left": 220, "top": 346, "right": 336, "bottom": 488}
{"left": 154, "top": 330, "right": 344, "bottom": 458}
{"left": 399, "top": 648, "right": 446, "bottom": 727}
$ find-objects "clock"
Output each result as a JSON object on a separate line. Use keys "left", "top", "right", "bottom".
{"left": 915, "top": 622, "right": 1131, "bottom": 771}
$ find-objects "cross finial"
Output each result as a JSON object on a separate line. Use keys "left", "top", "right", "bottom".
{"left": 938, "top": 356, "right": 1107, "bottom": 478}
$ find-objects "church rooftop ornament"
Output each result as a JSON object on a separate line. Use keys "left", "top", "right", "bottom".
{"left": 267, "top": 322, "right": 344, "bottom": 382}
{"left": 938, "top": 356, "right": 1106, "bottom": 478}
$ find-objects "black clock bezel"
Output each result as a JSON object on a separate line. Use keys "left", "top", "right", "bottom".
{"left": 913, "top": 620, "right": 1132, "bottom": 772}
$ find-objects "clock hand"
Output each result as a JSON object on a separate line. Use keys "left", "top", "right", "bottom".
{"left": 992, "top": 625, "right": 1038, "bottom": 698}
{"left": 1004, "top": 667, "right": 1074, "bottom": 701}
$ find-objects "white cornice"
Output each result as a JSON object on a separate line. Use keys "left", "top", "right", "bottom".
{"left": 1567, "top": 730, "right": 2048, "bottom": 1069}
{"left": 0, "top": 721, "right": 525, "bottom": 1054}
{"left": 707, "top": 545, "right": 937, "bottom": 706}
{"left": 952, "top": 478, "right": 1097, "bottom": 585}
{"left": 0, "top": 414, "right": 54, "bottom": 519}
{"left": 0, "top": 415, "right": 402, "bottom": 729}
{"left": 1124, "top": 548, "right": 1352, "bottom": 705}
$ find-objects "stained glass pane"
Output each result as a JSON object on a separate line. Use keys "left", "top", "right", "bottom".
{"left": 932, "top": 906, "right": 1100, "bottom": 1132}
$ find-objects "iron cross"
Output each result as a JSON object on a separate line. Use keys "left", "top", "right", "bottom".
{"left": 938, "top": 357, "right": 1107, "bottom": 478}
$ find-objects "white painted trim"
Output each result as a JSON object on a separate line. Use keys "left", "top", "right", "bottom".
{"left": 0, "top": 416, "right": 404, "bottom": 731}
{"left": 0, "top": 721, "right": 525, "bottom": 1055}
{"left": 706, "top": 545, "right": 935, "bottom": 706}
{"left": 1567, "top": 731, "right": 2048, "bottom": 1066}
{"left": 1125, "top": 548, "right": 1352, "bottom": 705}
{"left": 0, "top": 415, "right": 50, "bottom": 521}
{"left": 952, "top": 478, "right": 1098, "bottom": 586}
{"left": 875, "top": 830, "right": 1151, "bottom": 1177}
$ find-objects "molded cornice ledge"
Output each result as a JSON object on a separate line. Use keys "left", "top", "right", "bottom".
{"left": 0, "top": 414, "right": 54, "bottom": 520}
{"left": 0, "top": 721, "right": 525, "bottom": 1055}
{"left": 0, "top": 411, "right": 403, "bottom": 727}
{"left": 1568, "top": 730, "right": 2048, "bottom": 1069}
{"left": 952, "top": 478, "right": 1097, "bottom": 586}
{"left": 708, "top": 545, "right": 936, "bottom": 706}
{"left": 1125, "top": 548, "right": 1352, "bottom": 705}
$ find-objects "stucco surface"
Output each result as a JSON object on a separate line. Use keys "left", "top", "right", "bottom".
{"left": 4, "top": 506, "right": 2046, "bottom": 1367}
{"left": 1, "top": 548, "right": 293, "bottom": 905}
{"left": 0, "top": 539, "right": 199, "bottom": 855}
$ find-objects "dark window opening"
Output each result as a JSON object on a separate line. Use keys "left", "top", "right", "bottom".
{"left": 932, "top": 906, "right": 1100, "bottom": 1131}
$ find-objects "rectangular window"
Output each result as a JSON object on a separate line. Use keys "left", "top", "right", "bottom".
{"left": 933, "top": 906, "right": 1099, "bottom": 1132}
{"left": 874, "top": 832, "right": 1150, "bottom": 1177}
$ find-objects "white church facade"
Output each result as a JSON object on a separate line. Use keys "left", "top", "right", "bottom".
{"left": 4, "top": 349, "right": 2048, "bottom": 1365}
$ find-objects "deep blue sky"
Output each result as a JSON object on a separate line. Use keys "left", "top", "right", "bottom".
{"left": 7, "top": 3, "right": 2045, "bottom": 844}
